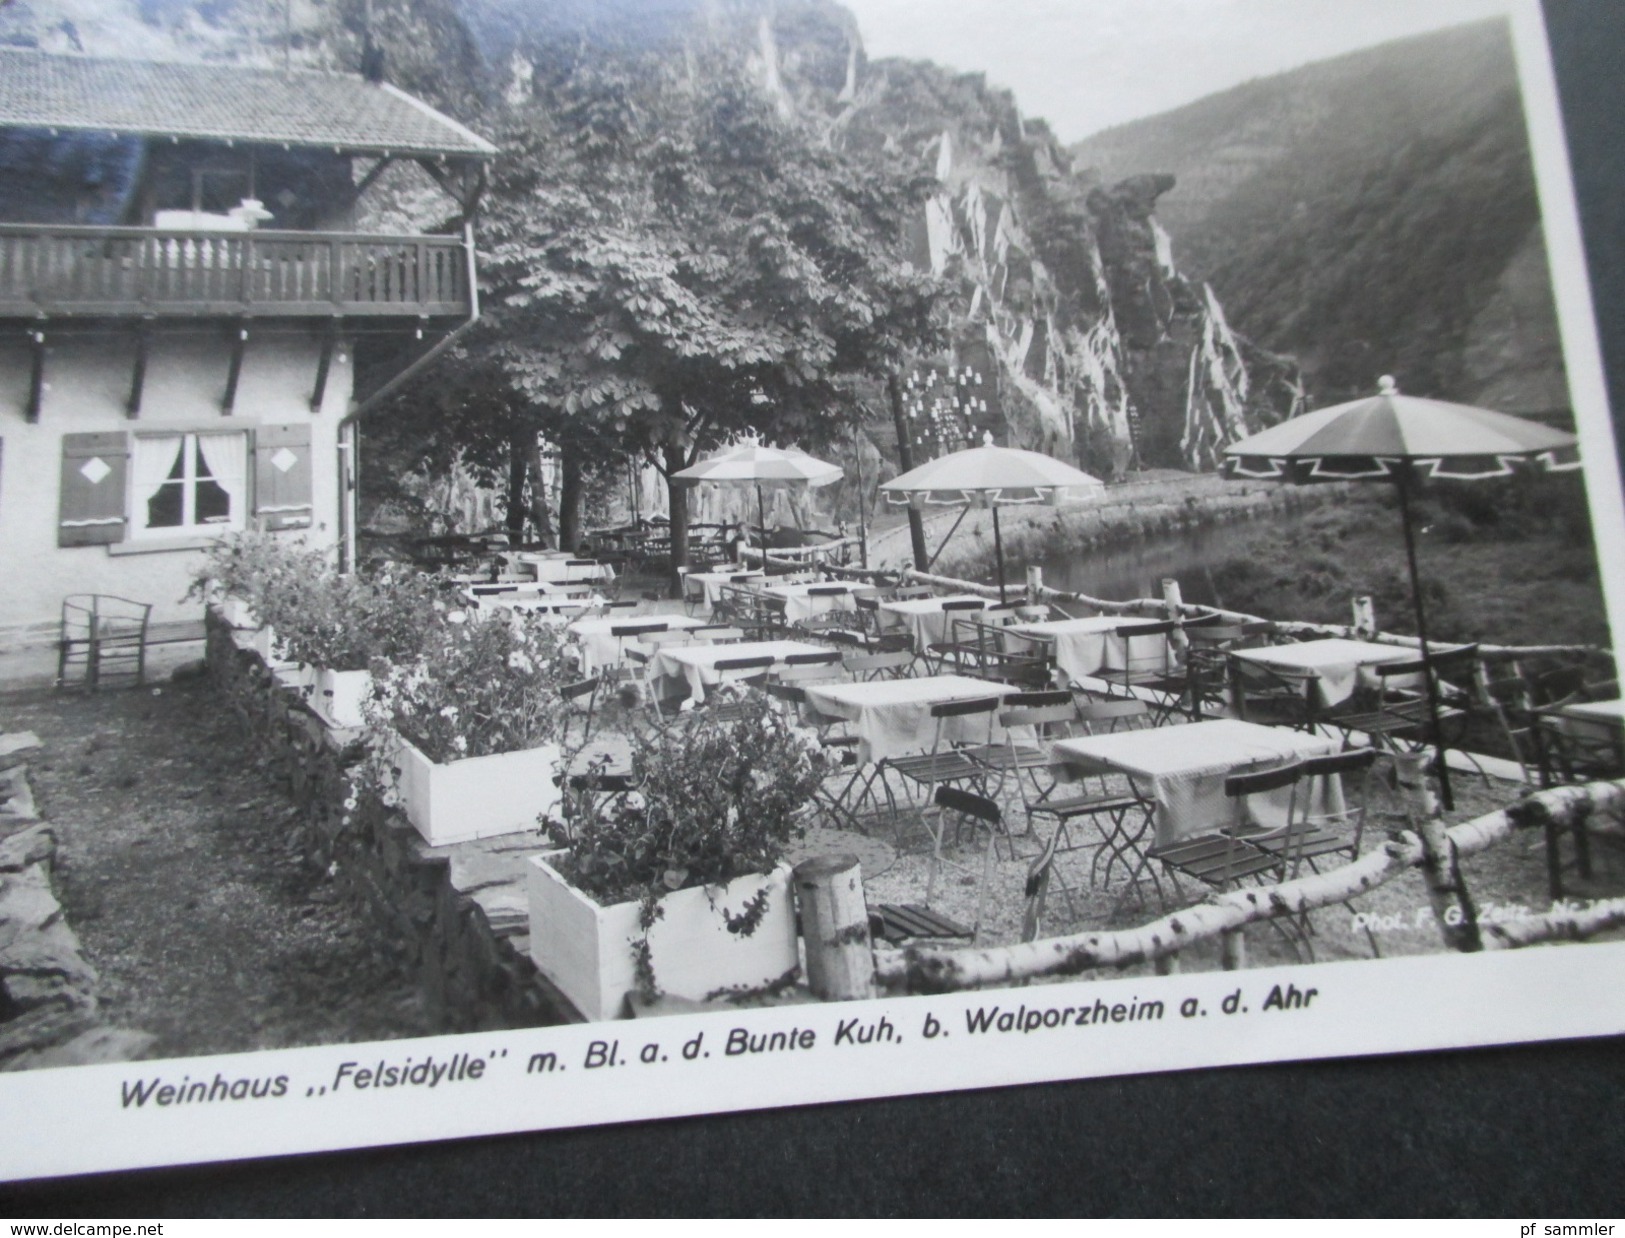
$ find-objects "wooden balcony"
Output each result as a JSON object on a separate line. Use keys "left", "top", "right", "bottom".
{"left": 0, "top": 224, "right": 472, "bottom": 318}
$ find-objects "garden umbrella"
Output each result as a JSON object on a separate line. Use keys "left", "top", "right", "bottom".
{"left": 879, "top": 432, "right": 1104, "bottom": 601}
{"left": 672, "top": 441, "right": 843, "bottom": 553}
{"left": 1221, "top": 375, "right": 1581, "bottom": 807}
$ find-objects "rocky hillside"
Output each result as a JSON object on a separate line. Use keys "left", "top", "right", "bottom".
{"left": 828, "top": 51, "right": 1301, "bottom": 474}
{"left": 1070, "top": 19, "right": 1567, "bottom": 415}
{"left": 1, "top": 0, "right": 1304, "bottom": 471}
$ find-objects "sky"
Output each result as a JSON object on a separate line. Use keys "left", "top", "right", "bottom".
{"left": 838, "top": 0, "right": 1518, "bottom": 143}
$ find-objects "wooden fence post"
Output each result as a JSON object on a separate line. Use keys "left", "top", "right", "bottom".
{"left": 793, "top": 854, "right": 875, "bottom": 1000}
{"left": 1395, "top": 751, "right": 1483, "bottom": 952}
{"left": 1352, "top": 596, "right": 1376, "bottom": 639}
{"left": 1163, "top": 577, "right": 1188, "bottom": 654}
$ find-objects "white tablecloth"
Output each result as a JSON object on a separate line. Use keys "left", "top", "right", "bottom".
{"left": 650, "top": 639, "right": 829, "bottom": 704}
{"left": 685, "top": 570, "right": 766, "bottom": 608}
{"left": 467, "top": 594, "right": 599, "bottom": 625}
{"left": 763, "top": 582, "right": 863, "bottom": 624}
{"left": 1559, "top": 698, "right": 1625, "bottom": 724}
{"left": 1231, "top": 639, "right": 1420, "bottom": 708}
{"left": 528, "top": 557, "right": 616, "bottom": 585}
{"left": 1049, "top": 719, "right": 1340, "bottom": 845}
{"left": 1007, "top": 617, "right": 1170, "bottom": 682}
{"left": 567, "top": 614, "right": 710, "bottom": 674}
{"left": 804, "top": 674, "right": 1018, "bottom": 763}
{"left": 877, "top": 596, "right": 989, "bottom": 649}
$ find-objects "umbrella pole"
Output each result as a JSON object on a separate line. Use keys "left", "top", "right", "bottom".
{"left": 1396, "top": 470, "right": 1453, "bottom": 810}
{"left": 992, "top": 502, "right": 1007, "bottom": 604}
{"left": 757, "top": 483, "right": 767, "bottom": 567}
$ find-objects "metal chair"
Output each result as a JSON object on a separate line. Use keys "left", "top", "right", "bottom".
{"left": 842, "top": 648, "right": 915, "bottom": 682}
{"left": 560, "top": 676, "right": 601, "bottom": 746}
{"left": 58, "top": 594, "right": 152, "bottom": 690}
{"left": 1150, "top": 762, "right": 1303, "bottom": 965}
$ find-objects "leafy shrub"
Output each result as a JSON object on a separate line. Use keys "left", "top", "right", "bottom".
{"left": 555, "top": 692, "right": 827, "bottom": 909}
{"left": 367, "top": 605, "right": 574, "bottom": 762}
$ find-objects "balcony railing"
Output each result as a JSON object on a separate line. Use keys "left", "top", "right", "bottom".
{"left": 0, "top": 225, "right": 472, "bottom": 318}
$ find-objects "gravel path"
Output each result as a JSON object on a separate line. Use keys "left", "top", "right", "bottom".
{"left": 2, "top": 678, "right": 430, "bottom": 1060}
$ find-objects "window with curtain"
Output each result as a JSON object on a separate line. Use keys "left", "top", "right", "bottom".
{"left": 132, "top": 432, "right": 247, "bottom": 538}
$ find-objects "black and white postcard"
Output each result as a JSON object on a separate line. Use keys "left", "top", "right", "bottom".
{"left": 0, "top": 0, "right": 1621, "bottom": 1183}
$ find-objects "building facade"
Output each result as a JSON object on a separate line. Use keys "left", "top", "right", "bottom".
{"left": 0, "top": 49, "right": 493, "bottom": 652}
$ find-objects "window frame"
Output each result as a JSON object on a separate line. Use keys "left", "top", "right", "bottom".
{"left": 129, "top": 429, "right": 249, "bottom": 542}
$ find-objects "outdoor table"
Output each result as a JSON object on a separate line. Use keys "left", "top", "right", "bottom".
{"left": 1006, "top": 616, "right": 1172, "bottom": 683}
{"left": 528, "top": 557, "right": 616, "bottom": 585}
{"left": 762, "top": 581, "right": 864, "bottom": 624}
{"left": 804, "top": 674, "right": 1020, "bottom": 764}
{"left": 566, "top": 614, "right": 710, "bottom": 674}
{"left": 464, "top": 579, "right": 551, "bottom": 597}
{"left": 685, "top": 569, "right": 766, "bottom": 609}
{"left": 1549, "top": 698, "right": 1625, "bottom": 755}
{"left": 1049, "top": 718, "right": 1341, "bottom": 847}
{"left": 1229, "top": 638, "right": 1420, "bottom": 709}
{"left": 649, "top": 638, "right": 829, "bottom": 704}
{"left": 467, "top": 592, "right": 599, "bottom": 623}
{"left": 877, "top": 595, "right": 989, "bottom": 650}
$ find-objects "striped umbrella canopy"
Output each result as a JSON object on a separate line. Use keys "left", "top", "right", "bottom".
{"left": 1221, "top": 377, "right": 1580, "bottom": 483}
{"left": 880, "top": 433, "right": 1104, "bottom": 600}
{"left": 1221, "top": 376, "right": 1581, "bottom": 808}
{"left": 672, "top": 442, "right": 842, "bottom": 551}
{"left": 880, "top": 434, "right": 1105, "bottom": 505}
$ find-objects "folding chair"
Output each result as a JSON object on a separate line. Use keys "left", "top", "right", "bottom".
{"left": 690, "top": 625, "right": 746, "bottom": 644}
{"left": 560, "top": 676, "right": 601, "bottom": 747}
{"left": 700, "top": 655, "right": 777, "bottom": 723}
{"left": 924, "top": 600, "right": 993, "bottom": 672}
{"left": 1322, "top": 645, "right": 1480, "bottom": 776}
{"left": 872, "top": 696, "right": 1003, "bottom": 853}
{"left": 1098, "top": 619, "right": 1181, "bottom": 722}
{"left": 1032, "top": 698, "right": 1160, "bottom": 909}
{"left": 1150, "top": 762, "right": 1304, "bottom": 965}
{"left": 58, "top": 594, "right": 152, "bottom": 690}
{"left": 842, "top": 648, "right": 915, "bottom": 682}
{"left": 1472, "top": 658, "right": 1541, "bottom": 785}
{"left": 926, "top": 786, "right": 1014, "bottom": 939}
{"left": 1240, "top": 749, "right": 1380, "bottom": 959}
{"left": 1228, "top": 655, "right": 1322, "bottom": 732}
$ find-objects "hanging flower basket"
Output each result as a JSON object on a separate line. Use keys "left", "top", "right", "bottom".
{"left": 392, "top": 735, "right": 562, "bottom": 847}
{"left": 527, "top": 852, "right": 796, "bottom": 1021}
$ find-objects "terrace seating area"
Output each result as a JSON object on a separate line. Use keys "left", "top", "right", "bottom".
{"left": 532, "top": 559, "right": 1624, "bottom": 955}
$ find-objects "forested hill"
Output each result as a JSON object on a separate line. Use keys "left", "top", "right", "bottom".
{"left": 1069, "top": 19, "right": 1567, "bottom": 415}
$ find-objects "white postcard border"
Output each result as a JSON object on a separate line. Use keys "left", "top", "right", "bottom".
{"left": 2, "top": 0, "right": 1623, "bottom": 1184}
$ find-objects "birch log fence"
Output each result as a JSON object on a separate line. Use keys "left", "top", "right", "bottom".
{"left": 868, "top": 775, "right": 1625, "bottom": 996}
{"left": 740, "top": 543, "right": 1612, "bottom": 668}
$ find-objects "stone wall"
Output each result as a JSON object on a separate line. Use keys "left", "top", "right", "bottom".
{"left": 204, "top": 614, "right": 576, "bottom": 1031}
{"left": 0, "top": 738, "right": 157, "bottom": 1069}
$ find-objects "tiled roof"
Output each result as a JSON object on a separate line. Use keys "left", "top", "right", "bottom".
{"left": 0, "top": 49, "right": 496, "bottom": 157}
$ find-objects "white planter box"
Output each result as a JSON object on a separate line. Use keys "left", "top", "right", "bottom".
{"left": 218, "top": 596, "right": 261, "bottom": 630}
{"left": 273, "top": 663, "right": 316, "bottom": 692}
{"left": 307, "top": 667, "right": 372, "bottom": 729}
{"left": 394, "top": 736, "right": 562, "bottom": 847}
{"left": 527, "top": 853, "right": 797, "bottom": 1021}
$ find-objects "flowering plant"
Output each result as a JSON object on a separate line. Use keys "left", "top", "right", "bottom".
{"left": 367, "top": 605, "right": 575, "bottom": 763}
{"left": 269, "top": 562, "right": 445, "bottom": 673}
{"left": 186, "top": 531, "right": 326, "bottom": 624}
{"left": 549, "top": 689, "right": 828, "bottom": 999}
{"left": 553, "top": 690, "right": 827, "bottom": 907}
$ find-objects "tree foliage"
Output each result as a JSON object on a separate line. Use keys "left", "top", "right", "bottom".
{"left": 373, "top": 16, "right": 945, "bottom": 567}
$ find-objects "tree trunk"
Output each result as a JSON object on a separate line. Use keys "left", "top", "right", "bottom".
{"left": 663, "top": 437, "right": 690, "bottom": 598}
{"left": 558, "top": 442, "right": 583, "bottom": 553}
{"left": 886, "top": 373, "right": 929, "bottom": 571}
{"left": 505, "top": 427, "right": 528, "bottom": 543}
